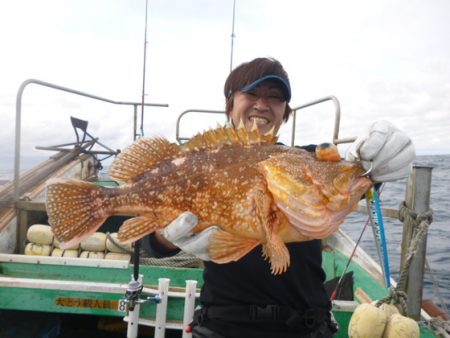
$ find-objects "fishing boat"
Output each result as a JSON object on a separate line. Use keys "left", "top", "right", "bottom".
{"left": 0, "top": 79, "right": 449, "bottom": 338}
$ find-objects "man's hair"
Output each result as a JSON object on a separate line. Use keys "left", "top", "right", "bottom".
{"left": 223, "top": 57, "right": 292, "bottom": 121}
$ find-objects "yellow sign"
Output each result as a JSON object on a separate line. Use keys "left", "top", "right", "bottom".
{"left": 56, "top": 297, "right": 119, "bottom": 310}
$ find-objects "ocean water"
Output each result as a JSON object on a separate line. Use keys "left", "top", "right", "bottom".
{"left": 0, "top": 170, "right": 11, "bottom": 184}
{"left": 341, "top": 154, "right": 450, "bottom": 313}
{"left": 1, "top": 155, "right": 449, "bottom": 313}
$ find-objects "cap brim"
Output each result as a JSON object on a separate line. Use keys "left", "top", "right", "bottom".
{"left": 241, "top": 75, "right": 291, "bottom": 102}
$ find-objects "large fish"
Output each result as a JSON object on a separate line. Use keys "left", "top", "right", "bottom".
{"left": 46, "top": 126, "right": 372, "bottom": 274}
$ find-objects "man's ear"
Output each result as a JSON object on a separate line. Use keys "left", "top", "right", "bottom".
{"left": 225, "top": 95, "right": 234, "bottom": 117}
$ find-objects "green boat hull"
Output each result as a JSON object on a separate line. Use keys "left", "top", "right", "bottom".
{"left": 0, "top": 247, "right": 437, "bottom": 337}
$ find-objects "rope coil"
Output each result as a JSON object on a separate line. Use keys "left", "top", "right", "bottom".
{"left": 398, "top": 201, "right": 433, "bottom": 228}
{"left": 427, "top": 317, "right": 450, "bottom": 336}
{"left": 140, "top": 250, "right": 203, "bottom": 268}
{"left": 106, "top": 232, "right": 134, "bottom": 254}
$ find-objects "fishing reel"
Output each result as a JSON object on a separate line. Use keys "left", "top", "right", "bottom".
{"left": 123, "top": 279, "right": 161, "bottom": 311}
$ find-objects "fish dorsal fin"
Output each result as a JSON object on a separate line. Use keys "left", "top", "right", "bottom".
{"left": 180, "top": 125, "right": 278, "bottom": 153}
{"left": 109, "top": 137, "right": 180, "bottom": 182}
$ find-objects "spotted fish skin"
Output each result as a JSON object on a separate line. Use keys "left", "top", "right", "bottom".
{"left": 46, "top": 127, "right": 372, "bottom": 274}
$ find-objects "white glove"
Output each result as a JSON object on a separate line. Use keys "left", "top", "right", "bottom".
{"left": 346, "top": 120, "right": 416, "bottom": 182}
{"left": 161, "top": 211, "right": 219, "bottom": 261}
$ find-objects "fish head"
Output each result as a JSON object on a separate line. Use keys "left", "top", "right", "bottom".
{"left": 258, "top": 151, "right": 372, "bottom": 238}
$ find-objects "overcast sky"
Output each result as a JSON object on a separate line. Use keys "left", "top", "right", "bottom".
{"left": 1, "top": 0, "right": 449, "bottom": 172}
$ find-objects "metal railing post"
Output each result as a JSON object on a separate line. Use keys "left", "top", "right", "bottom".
{"left": 401, "top": 165, "right": 433, "bottom": 320}
{"left": 154, "top": 278, "right": 170, "bottom": 338}
{"left": 182, "top": 280, "right": 198, "bottom": 338}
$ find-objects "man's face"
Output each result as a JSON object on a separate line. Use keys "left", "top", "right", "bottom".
{"left": 229, "top": 81, "right": 287, "bottom": 135}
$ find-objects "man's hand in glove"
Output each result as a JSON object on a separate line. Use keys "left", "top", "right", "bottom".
{"left": 156, "top": 211, "right": 219, "bottom": 261}
{"left": 346, "top": 120, "right": 416, "bottom": 182}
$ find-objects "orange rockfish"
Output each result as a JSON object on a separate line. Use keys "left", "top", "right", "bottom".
{"left": 46, "top": 126, "right": 372, "bottom": 274}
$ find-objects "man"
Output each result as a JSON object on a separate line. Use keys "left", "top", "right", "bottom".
{"left": 146, "top": 57, "right": 415, "bottom": 337}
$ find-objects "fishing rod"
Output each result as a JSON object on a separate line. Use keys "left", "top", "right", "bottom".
{"left": 139, "top": 0, "right": 149, "bottom": 138}
{"left": 133, "top": 0, "right": 149, "bottom": 282}
{"left": 229, "top": 0, "right": 236, "bottom": 72}
{"left": 124, "top": 3, "right": 161, "bottom": 337}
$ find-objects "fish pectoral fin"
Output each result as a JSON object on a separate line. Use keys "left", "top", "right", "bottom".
{"left": 208, "top": 229, "right": 259, "bottom": 263}
{"left": 117, "top": 216, "right": 159, "bottom": 243}
{"left": 252, "top": 186, "right": 291, "bottom": 275}
{"left": 262, "top": 235, "right": 290, "bottom": 275}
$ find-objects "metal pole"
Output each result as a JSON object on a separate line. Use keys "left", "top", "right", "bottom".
{"left": 401, "top": 165, "right": 433, "bottom": 320}
{"left": 133, "top": 104, "right": 138, "bottom": 141}
{"left": 13, "top": 81, "right": 27, "bottom": 203}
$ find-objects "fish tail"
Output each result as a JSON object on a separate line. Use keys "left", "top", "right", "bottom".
{"left": 46, "top": 178, "right": 110, "bottom": 248}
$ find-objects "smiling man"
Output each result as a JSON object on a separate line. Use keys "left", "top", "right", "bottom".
{"left": 224, "top": 58, "right": 292, "bottom": 134}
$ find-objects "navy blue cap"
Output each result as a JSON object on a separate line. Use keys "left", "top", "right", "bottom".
{"left": 240, "top": 75, "right": 291, "bottom": 102}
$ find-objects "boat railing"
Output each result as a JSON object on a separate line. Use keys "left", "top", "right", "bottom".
{"left": 13, "top": 79, "right": 169, "bottom": 203}
{"left": 0, "top": 254, "right": 198, "bottom": 338}
{"left": 289, "top": 95, "right": 356, "bottom": 146}
{"left": 175, "top": 95, "right": 357, "bottom": 146}
{"left": 124, "top": 278, "right": 199, "bottom": 338}
{"left": 176, "top": 109, "right": 227, "bottom": 144}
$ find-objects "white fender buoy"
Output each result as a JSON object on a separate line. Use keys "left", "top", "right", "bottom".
{"left": 51, "top": 248, "right": 79, "bottom": 257}
{"left": 27, "top": 224, "right": 53, "bottom": 245}
{"left": 79, "top": 251, "right": 105, "bottom": 259}
{"left": 53, "top": 238, "right": 80, "bottom": 250}
{"left": 80, "top": 232, "right": 107, "bottom": 251}
{"left": 348, "top": 303, "right": 387, "bottom": 338}
{"left": 24, "top": 243, "right": 52, "bottom": 256}
{"left": 105, "top": 252, "right": 131, "bottom": 261}
{"left": 379, "top": 303, "right": 400, "bottom": 318}
{"left": 383, "top": 313, "right": 420, "bottom": 338}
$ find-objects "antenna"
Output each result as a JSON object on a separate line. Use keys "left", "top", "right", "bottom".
{"left": 229, "top": 0, "right": 236, "bottom": 72}
{"left": 140, "top": 0, "right": 149, "bottom": 138}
